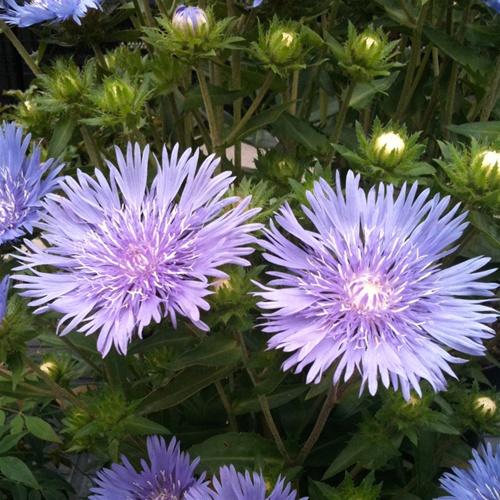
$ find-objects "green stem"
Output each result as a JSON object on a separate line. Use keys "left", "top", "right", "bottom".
{"left": 225, "top": 72, "right": 274, "bottom": 146}
{"left": 480, "top": 54, "right": 500, "bottom": 122}
{"left": 0, "top": 20, "right": 41, "bottom": 76}
{"left": 290, "top": 70, "right": 300, "bottom": 115}
{"left": 396, "top": 3, "right": 429, "bottom": 119}
{"left": 140, "top": 0, "right": 155, "bottom": 26}
{"left": 196, "top": 64, "right": 222, "bottom": 154}
{"left": 236, "top": 331, "right": 291, "bottom": 462}
{"left": 295, "top": 384, "right": 338, "bottom": 464}
{"left": 61, "top": 336, "right": 103, "bottom": 376}
{"left": 80, "top": 125, "right": 103, "bottom": 168}
{"left": 331, "top": 81, "right": 355, "bottom": 145}
{"left": 215, "top": 381, "right": 238, "bottom": 432}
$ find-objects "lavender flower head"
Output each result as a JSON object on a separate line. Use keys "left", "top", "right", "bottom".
{"left": 0, "top": 276, "right": 9, "bottom": 324}
{"left": 437, "top": 442, "right": 500, "bottom": 499}
{"left": 1, "top": 0, "right": 101, "bottom": 27}
{"left": 485, "top": 0, "right": 500, "bottom": 13}
{"left": 202, "top": 465, "right": 303, "bottom": 500}
{"left": 90, "top": 435, "right": 211, "bottom": 499}
{"left": 0, "top": 122, "right": 60, "bottom": 245}
{"left": 256, "top": 171, "right": 497, "bottom": 399}
{"left": 14, "top": 143, "right": 260, "bottom": 356}
{"left": 172, "top": 5, "right": 209, "bottom": 35}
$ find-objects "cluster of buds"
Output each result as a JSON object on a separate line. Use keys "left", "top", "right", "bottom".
{"left": 334, "top": 118, "right": 434, "bottom": 184}
{"left": 144, "top": 5, "right": 242, "bottom": 63}
{"left": 436, "top": 139, "right": 500, "bottom": 213}
{"left": 327, "top": 23, "right": 401, "bottom": 81}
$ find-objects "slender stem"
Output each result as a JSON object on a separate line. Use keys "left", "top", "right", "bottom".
{"left": 196, "top": 64, "right": 222, "bottom": 154}
{"left": 231, "top": 50, "right": 242, "bottom": 172}
{"left": 24, "top": 356, "right": 85, "bottom": 410}
{"left": 290, "top": 70, "right": 300, "bottom": 115}
{"left": 0, "top": 20, "right": 41, "bottom": 76}
{"left": 140, "top": 0, "right": 155, "bottom": 26}
{"left": 225, "top": 72, "right": 274, "bottom": 146}
{"left": 480, "top": 54, "right": 500, "bottom": 121}
{"left": 295, "top": 385, "right": 338, "bottom": 464}
{"left": 396, "top": 3, "right": 429, "bottom": 119}
{"left": 215, "top": 381, "right": 238, "bottom": 432}
{"left": 235, "top": 331, "right": 291, "bottom": 462}
{"left": 331, "top": 81, "right": 355, "bottom": 145}
{"left": 80, "top": 125, "right": 103, "bottom": 168}
{"left": 191, "top": 109, "right": 212, "bottom": 147}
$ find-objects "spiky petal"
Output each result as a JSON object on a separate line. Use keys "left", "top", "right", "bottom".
{"left": 0, "top": 276, "right": 9, "bottom": 323}
{"left": 14, "top": 143, "right": 260, "bottom": 356}
{"left": 437, "top": 442, "right": 500, "bottom": 499}
{"left": 90, "top": 436, "right": 211, "bottom": 500}
{"left": 256, "top": 171, "right": 497, "bottom": 399}
{"left": 198, "top": 465, "right": 303, "bottom": 500}
{"left": 0, "top": 0, "right": 101, "bottom": 27}
{"left": 0, "top": 122, "right": 60, "bottom": 245}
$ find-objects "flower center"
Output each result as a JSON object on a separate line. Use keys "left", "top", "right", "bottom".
{"left": 346, "top": 273, "right": 391, "bottom": 313}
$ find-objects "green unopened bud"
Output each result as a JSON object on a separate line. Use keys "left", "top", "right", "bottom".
{"left": 172, "top": 5, "right": 209, "bottom": 39}
{"left": 474, "top": 396, "right": 497, "bottom": 416}
{"left": 268, "top": 28, "right": 302, "bottom": 64}
{"left": 374, "top": 131, "right": 406, "bottom": 161}
{"left": 479, "top": 150, "right": 500, "bottom": 172}
{"left": 352, "top": 33, "right": 382, "bottom": 64}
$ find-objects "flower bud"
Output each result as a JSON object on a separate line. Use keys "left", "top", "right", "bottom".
{"left": 268, "top": 28, "right": 302, "bottom": 65}
{"left": 352, "top": 33, "right": 382, "bottom": 64}
{"left": 474, "top": 396, "right": 497, "bottom": 417}
{"left": 172, "top": 5, "right": 209, "bottom": 38}
{"left": 479, "top": 150, "right": 500, "bottom": 172}
{"left": 40, "top": 361, "right": 57, "bottom": 376}
{"left": 374, "top": 132, "right": 406, "bottom": 161}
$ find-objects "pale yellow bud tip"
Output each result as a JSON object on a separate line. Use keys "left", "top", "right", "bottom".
{"left": 281, "top": 32, "right": 295, "bottom": 47}
{"left": 40, "top": 362, "right": 57, "bottom": 375}
{"left": 480, "top": 150, "right": 500, "bottom": 171}
{"left": 374, "top": 132, "right": 406, "bottom": 156}
{"left": 361, "top": 35, "right": 379, "bottom": 49}
{"left": 474, "top": 396, "right": 497, "bottom": 416}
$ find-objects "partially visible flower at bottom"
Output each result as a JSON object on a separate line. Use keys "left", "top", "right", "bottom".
{"left": 437, "top": 442, "right": 500, "bottom": 499}
{"left": 199, "top": 465, "right": 304, "bottom": 500}
{"left": 0, "top": 276, "right": 9, "bottom": 323}
{"left": 89, "top": 436, "right": 211, "bottom": 499}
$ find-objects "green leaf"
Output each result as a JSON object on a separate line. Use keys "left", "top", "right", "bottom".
{"left": 171, "top": 335, "right": 242, "bottom": 370}
{"left": 24, "top": 416, "right": 61, "bottom": 443}
{"left": 350, "top": 73, "right": 399, "bottom": 110}
{"left": 447, "top": 121, "right": 500, "bottom": 139}
{"left": 0, "top": 433, "right": 26, "bottom": 454}
{"left": 139, "top": 365, "right": 235, "bottom": 415}
{"left": 128, "top": 330, "right": 196, "bottom": 355}
{"left": 189, "top": 432, "right": 283, "bottom": 474}
{"left": 122, "top": 416, "right": 170, "bottom": 436}
{"left": 233, "top": 385, "right": 308, "bottom": 415}
{"left": 184, "top": 85, "right": 248, "bottom": 112}
{"left": 0, "top": 457, "right": 40, "bottom": 489}
{"left": 309, "top": 480, "right": 338, "bottom": 500}
{"left": 47, "top": 117, "right": 76, "bottom": 158}
{"left": 424, "top": 27, "right": 490, "bottom": 76}
{"left": 271, "top": 113, "right": 329, "bottom": 152}
{"left": 229, "top": 103, "right": 290, "bottom": 145}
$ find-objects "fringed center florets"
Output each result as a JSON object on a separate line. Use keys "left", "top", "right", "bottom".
{"left": 0, "top": 172, "right": 29, "bottom": 235}
{"left": 345, "top": 272, "right": 391, "bottom": 314}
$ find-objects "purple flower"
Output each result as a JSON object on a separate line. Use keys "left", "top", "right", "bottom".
{"left": 14, "top": 143, "right": 260, "bottom": 356}
{"left": 0, "top": 0, "right": 101, "bottom": 27}
{"left": 90, "top": 435, "right": 211, "bottom": 499}
{"left": 0, "top": 276, "right": 9, "bottom": 323}
{"left": 202, "top": 465, "right": 303, "bottom": 500}
{"left": 250, "top": 0, "right": 264, "bottom": 7}
{"left": 485, "top": 0, "right": 500, "bottom": 13}
{"left": 437, "top": 442, "right": 500, "bottom": 499}
{"left": 172, "top": 4, "right": 209, "bottom": 35}
{"left": 0, "top": 122, "right": 60, "bottom": 245}
{"left": 256, "top": 171, "right": 497, "bottom": 399}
